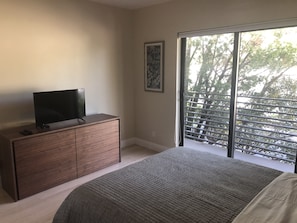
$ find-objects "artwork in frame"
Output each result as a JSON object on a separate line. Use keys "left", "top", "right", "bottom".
{"left": 144, "top": 41, "right": 164, "bottom": 92}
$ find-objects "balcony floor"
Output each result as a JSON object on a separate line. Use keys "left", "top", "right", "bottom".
{"left": 184, "top": 139, "right": 294, "bottom": 173}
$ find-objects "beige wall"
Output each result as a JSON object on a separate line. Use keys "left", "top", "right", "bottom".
{"left": 1, "top": 0, "right": 297, "bottom": 149}
{"left": 133, "top": 0, "right": 297, "bottom": 148}
{"left": 0, "top": 1, "right": 134, "bottom": 139}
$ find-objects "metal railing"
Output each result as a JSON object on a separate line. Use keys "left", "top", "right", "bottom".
{"left": 184, "top": 91, "right": 297, "bottom": 164}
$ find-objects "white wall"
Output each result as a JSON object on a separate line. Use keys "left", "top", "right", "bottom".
{"left": 132, "top": 0, "right": 297, "bottom": 148}
{"left": 0, "top": 1, "right": 134, "bottom": 139}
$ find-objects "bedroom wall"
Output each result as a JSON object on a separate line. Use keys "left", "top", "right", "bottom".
{"left": 132, "top": 0, "right": 297, "bottom": 149}
{"left": 0, "top": 1, "right": 134, "bottom": 140}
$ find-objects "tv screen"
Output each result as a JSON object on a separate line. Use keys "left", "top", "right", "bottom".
{"left": 33, "top": 88, "right": 86, "bottom": 128}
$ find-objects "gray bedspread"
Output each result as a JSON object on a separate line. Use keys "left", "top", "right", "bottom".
{"left": 53, "top": 147, "right": 282, "bottom": 223}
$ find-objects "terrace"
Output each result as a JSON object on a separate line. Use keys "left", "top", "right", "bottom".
{"left": 185, "top": 139, "right": 294, "bottom": 173}
{"left": 183, "top": 91, "right": 297, "bottom": 173}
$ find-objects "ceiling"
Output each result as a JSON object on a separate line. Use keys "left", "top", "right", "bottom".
{"left": 91, "top": 0, "right": 173, "bottom": 9}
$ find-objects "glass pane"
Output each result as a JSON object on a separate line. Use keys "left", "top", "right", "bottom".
{"left": 236, "top": 27, "right": 297, "bottom": 170}
{"left": 184, "top": 34, "right": 234, "bottom": 150}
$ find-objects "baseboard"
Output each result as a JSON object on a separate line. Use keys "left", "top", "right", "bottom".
{"left": 121, "top": 137, "right": 168, "bottom": 152}
{"left": 121, "top": 137, "right": 137, "bottom": 148}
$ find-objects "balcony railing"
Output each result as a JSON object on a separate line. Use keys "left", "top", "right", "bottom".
{"left": 184, "top": 91, "right": 297, "bottom": 166}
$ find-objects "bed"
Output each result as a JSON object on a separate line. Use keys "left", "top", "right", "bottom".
{"left": 53, "top": 147, "right": 285, "bottom": 223}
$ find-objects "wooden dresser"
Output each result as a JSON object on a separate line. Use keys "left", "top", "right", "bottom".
{"left": 0, "top": 114, "right": 120, "bottom": 201}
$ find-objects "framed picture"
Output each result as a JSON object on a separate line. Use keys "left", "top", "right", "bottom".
{"left": 144, "top": 41, "right": 164, "bottom": 92}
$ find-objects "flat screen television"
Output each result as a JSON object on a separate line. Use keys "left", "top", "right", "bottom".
{"left": 33, "top": 88, "right": 86, "bottom": 128}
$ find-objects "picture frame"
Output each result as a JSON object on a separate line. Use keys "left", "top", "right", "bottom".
{"left": 144, "top": 41, "right": 164, "bottom": 92}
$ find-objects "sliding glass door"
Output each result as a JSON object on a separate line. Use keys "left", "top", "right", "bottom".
{"left": 181, "top": 26, "right": 297, "bottom": 171}
{"left": 182, "top": 33, "right": 234, "bottom": 151}
{"left": 235, "top": 28, "right": 297, "bottom": 166}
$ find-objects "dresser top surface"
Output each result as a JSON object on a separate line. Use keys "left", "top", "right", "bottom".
{"left": 0, "top": 114, "right": 119, "bottom": 141}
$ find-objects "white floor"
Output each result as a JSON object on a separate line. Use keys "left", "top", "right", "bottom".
{"left": 184, "top": 139, "right": 294, "bottom": 173}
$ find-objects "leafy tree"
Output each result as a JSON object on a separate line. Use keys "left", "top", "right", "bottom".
{"left": 184, "top": 27, "right": 297, "bottom": 162}
{"left": 185, "top": 34, "right": 233, "bottom": 144}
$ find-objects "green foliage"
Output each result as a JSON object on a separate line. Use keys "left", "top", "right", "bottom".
{"left": 184, "top": 27, "right": 297, "bottom": 162}
{"left": 185, "top": 28, "right": 297, "bottom": 98}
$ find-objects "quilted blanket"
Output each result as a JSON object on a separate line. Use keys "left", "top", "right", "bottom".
{"left": 53, "top": 147, "right": 281, "bottom": 223}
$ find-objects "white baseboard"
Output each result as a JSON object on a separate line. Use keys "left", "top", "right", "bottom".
{"left": 121, "top": 137, "right": 137, "bottom": 148}
{"left": 121, "top": 137, "right": 168, "bottom": 152}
